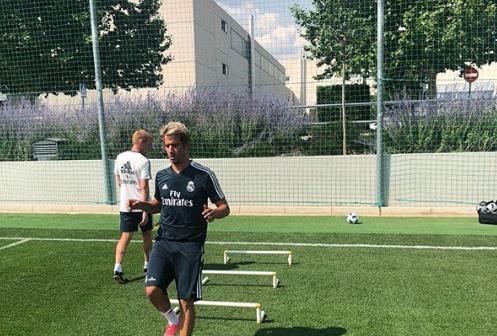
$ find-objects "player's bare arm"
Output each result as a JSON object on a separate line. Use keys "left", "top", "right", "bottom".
{"left": 115, "top": 175, "right": 122, "bottom": 187}
{"left": 138, "top": 178, "right": 150, "bottom": 225}
{"left": 202, "top": 199, "right": 230, "bottom": 222}
{"left": 129, "top": 198, "right": 161, "bottom": 214}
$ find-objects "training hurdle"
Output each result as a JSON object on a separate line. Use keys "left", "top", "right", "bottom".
{"left": 170, "top": 299, "right": 266, "bottom": 323}
{"left": 224, "top": 250, "right": 293, "bottom": 266}
{"left": 202, "top": 270, "right": 279, "bottom": 288}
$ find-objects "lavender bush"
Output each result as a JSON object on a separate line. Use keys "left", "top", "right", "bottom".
{"left": 384, "top": 96, "right": 497, "bottom": 153}
{"left": 0, "top": 100, "right": 82, "bottom": 161}
{"left": 164, "top": 89, "right": 308, "bottom": 158}
{"left": 0, "top": 89, "right": 308, "bottom": 161}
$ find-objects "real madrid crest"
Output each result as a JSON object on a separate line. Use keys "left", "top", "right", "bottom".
{"left": 187, "top": 181, "right": 195, "bottom": 192}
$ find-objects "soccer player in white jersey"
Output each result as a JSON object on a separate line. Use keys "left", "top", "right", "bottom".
{"left": 113, "top": 129, "right": 153, "bottom": 284}
{"left": 129, "top": 122, "right": 230, "bottom": 336}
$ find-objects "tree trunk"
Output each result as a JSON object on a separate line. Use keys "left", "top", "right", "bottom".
{"left": 426, "top": 72, "right": 437, "bottom": 99}
{"left": 341, "top": 61, "right": 347, "bottom": 155}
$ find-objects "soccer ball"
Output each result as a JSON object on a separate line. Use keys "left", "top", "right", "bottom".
{"left": 476, "top": 201, "right": 487, "bottom": 213}
{"left": 486, "top": 201, "right": 497, "bottom": 214}
{"left": 346, "top": 212, "right": 359, "bottom": 224}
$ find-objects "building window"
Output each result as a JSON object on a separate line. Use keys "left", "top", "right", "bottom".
{"left": 230, "top": 29, "right": 249, "bottom": 59}
{"left": 222, "top": 63, "right": 229, "bottom": 75}
{"left": 286, "top": 76, "right": 290, "bottom": 81}
{"left": 221, "top": 19, "right": 227, "bottom": 33}
{"left": 255, "top": 51, "right": 261, "bottom": 67}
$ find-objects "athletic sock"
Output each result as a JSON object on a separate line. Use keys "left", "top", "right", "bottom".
{"left": 162, "top": 308, "right": 179, "bottom": 325}
{"left": 144, "top": 261, "right": 149, "bottom": 269}
{"left": 114, "top": 263, "right": 122, "bottom": 273}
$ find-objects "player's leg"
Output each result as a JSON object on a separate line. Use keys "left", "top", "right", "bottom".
{"left": 146, "top": 286, "right": 180, "bottom": 336}
{"left": 140, "top": 213, "right": 153, "bottom": 273}
{"left": 114, "top": 231, "right": 133, "bottom": 283}
{"left": 178, "top": 299, "right": 195, "bottom": 336}
{"left": 175, "top": 241, "right": 204, "bottom": 336}
{"left": 113, "top": 212, "right": 139, "bottom": 283}
{"left": 145, "top": 240, "right": 179, "bottom": 335}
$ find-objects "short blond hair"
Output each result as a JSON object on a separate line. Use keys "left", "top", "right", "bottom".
{"left": 160, "top": 121, "right": 191, "bottom": 145}
{"left": 131, "top": 129, "right": 151, "bottom": 144}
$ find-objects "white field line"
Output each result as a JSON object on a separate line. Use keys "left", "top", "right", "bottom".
{"left": 0, "top": 237, "right": 117, "bottom": 242}
{"left": 0, "top": 238, "right": 31, "bottom": 250}
{"left": 208, "top": 241, "right": 497, "bottom": 251}
{"left": 0, "top": 236, "right": 496, "bottom": 251}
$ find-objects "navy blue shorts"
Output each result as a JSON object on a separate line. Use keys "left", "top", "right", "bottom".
{"left": 119, "top": 212, "right": 153, "bottom": 233}
{"left": 145, "top": 240, "right": 204, "bottom": 301}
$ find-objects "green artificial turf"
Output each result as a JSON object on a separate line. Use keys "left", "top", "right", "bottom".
{"left": 1, "top": 213, "right": 495, "bottom": 236}
{"left": 1, "top": 213, "right": 497, "bottom": 335}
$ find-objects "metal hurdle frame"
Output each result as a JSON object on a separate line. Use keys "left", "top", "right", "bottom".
{"left": 224, "top": 250, "right": 293, "bottom": 266}
{"left": 170, "top": 299, "right": 266, "bottom": 323}
{"left": 201, "top": 270, "right": 279, "bottom": 288}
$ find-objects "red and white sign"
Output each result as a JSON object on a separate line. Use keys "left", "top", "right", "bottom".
{"left": 463, "top": 66, "right": 479, "bottom": 83}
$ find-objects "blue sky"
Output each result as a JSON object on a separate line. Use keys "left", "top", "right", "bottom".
{"left": 215, "top": 0, "right": 313, "bottom": 59}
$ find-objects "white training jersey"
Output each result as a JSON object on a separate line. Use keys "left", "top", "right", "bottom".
{"left": 114, "top": 151, "right": 151, "bottom": 212}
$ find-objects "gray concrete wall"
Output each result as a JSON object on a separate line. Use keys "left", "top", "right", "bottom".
{"left": 1, "top": 152, "right": 495, "bottom": 208}
{"left": 385, "top": 152, "right": 497, "bottom": 206}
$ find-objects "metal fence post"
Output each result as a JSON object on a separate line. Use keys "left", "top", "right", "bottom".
{"left": 376, "top": 0, "right": 385, "bottom": 207}
{"left": 89, "top": 0, "right": 115, "bottom": 205}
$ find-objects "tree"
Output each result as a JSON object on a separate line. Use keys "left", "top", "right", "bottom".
{"left": 387, "top": 0, "right": 497, "bottom": 98}
{"left": 291, "top": 0, "right": 497, "bottom": 99}
{"left": 291, "top": 0, "right": 375, "bottom": 81}
{"left": 292, "top": 0, "right": 375, "bottom": 154}
{"left": 0, "top": 0, "right": 171, "bottom": 96}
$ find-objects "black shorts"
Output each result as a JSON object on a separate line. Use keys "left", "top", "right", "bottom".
{"left": 146, "top": 240, "right": 204, "bottom": 301}
{"left": 119, "top": 212, "right": 153, "bottom": 233}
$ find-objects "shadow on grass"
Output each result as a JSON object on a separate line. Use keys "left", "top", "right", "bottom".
{"left": 255, "top": 326, "right": 346, "bottom": 336}
{"left": 223, "top": 261, "right": 300, "bottom": 266}
{"left": 197, "top": 315, "right": 256, "bottom": 323}
{"left": 203, "top": 261, "right": 256, "bottom": 269}
{"left": 201, "top": 282, "right": 284, "bottom": 288}
{"left": 127, "top": 275, "right": 146, "bottom": 283}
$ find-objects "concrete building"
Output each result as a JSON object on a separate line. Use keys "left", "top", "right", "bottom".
{"left": 280, "top": 56, "right": 339, "bottom": 107}
{"left": 40, "top": 0, "right": 293, "bottom": 105}
{"left": 280, "top": 56, "right": 372, "bottom": 112}
{"left": 282, "top": 55, "right": 497, "bottom": 109}
{"left": 161, "top": 0, "right": 290, "bottom": 99}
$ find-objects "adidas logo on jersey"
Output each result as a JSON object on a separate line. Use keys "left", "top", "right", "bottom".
{"left": 120, "top": 161, "right": 134, "bottom": 175}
